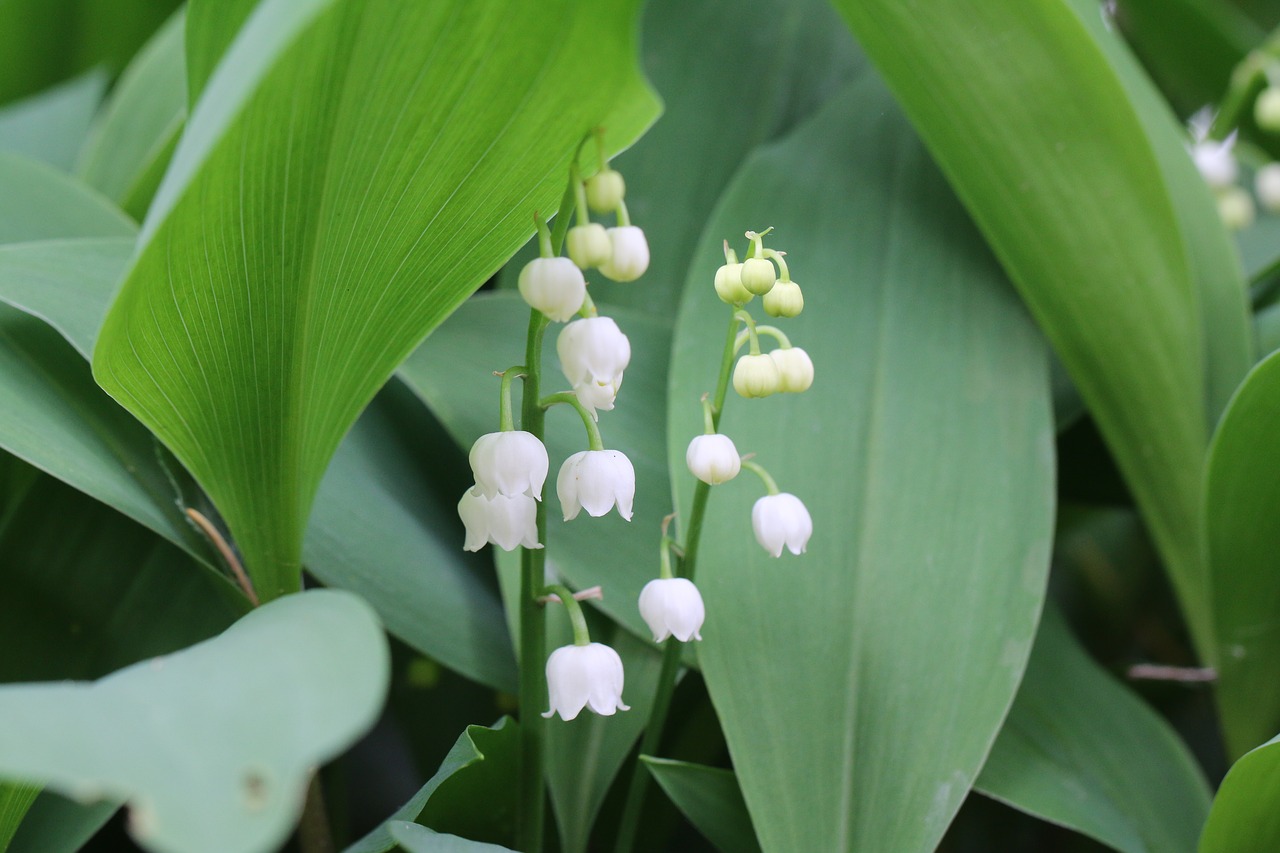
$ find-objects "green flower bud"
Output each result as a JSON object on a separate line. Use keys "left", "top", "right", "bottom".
{"left": 1257, "top": 162, "right": 1280, "bottom": 213}
{"left": 1257, "top": 87, "right": 1280, "bottom": 133}
{"left": 585, "top": 169, "right": 626, "bottom": 213}
{"left": 740, "top": 257, "right": 777, "bottom": 295}
{"left": 567, "top": 223, "right": 612, "bottom": 270}
{"left": 732, "top": 353, "right": 781, "bottom": 398}
{"left": 763, "top": 281, "right": 803, "bottom": 317}
{"left": 714, "top": 263, "right": 753, "bottom": 304}
{"left": 1217, "top": 186, "right": 1255, "bottom": 231}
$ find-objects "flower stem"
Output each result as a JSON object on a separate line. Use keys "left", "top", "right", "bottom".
{"left": 741, "top": 459, "right": 781, "bottom": 496}
{"left": 543, "top": 583, "right": 592, "bottom": 646}
{"left": 517, "top": 309, "right": 550, "bottom": 853}
{"left": 499, "top": 366, "right": 526, "bottom": 432}
{"left": 612, "top": 309, "right": 739, "bottom": 853}
{"left": 763, "top": 248, "right": 790, "bottom": 281}
{"left": 733, "top": 308, "right": 761, "bottom": 355}
{"left": 540, "top": 391, "right": 604, "bottom": 450}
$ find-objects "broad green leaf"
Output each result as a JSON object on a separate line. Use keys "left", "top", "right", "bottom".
{"left": 0, "top": 589, "right": 388, "bottom": 853}
{"left": 7, "top": 793, "right": 116, "bottom": 853}
{"left": 0, "top": 470, "right": 244, "bottom": 683}
{"left": 1254, "top": 301, "right": 1280, "bottom": 359}
{"left": 0, "top": 72, "right": 104, "bottom": 172}
{"left": 0, "top": 784, "right": 38, "bottom": 851}
{"left": 1200, "top": 733, "right": 1280, "bottom": 851}
{"left": 0, "top": 0, "right": 180, "bottom": 105}
{"left": 975, "top": 607, "right": 1211, "bottom": 853}
{"left": 416, "top": 719, "right": 518, "bottom": 847}
{"left": 0, "top": 238, "right": 133, "bottom": 357}
{"left": 830, "top": 0, "right": 1246, "bottom": 656}
{"left": 77, "top": 9, "right": 186, "bottom": 217}
{"left": 668, "top": 77, "right": 1054, "bottom": 852}
{"left": 347, "top": 720, "right": 515, "bottom": 853}
{"left": 389, "top": 823, "right": 514, "bottom": 853}
{"left": 1236, "top": 215, "right": 1280, "bottom": 284}
{"left": 93, "top": 0, "right": 661, "bottom": 601}
{"left": 305, "top": 380, "right": 516, "bottom": 692}
{"left": 0, "top": 153, "right": 134, "bottom": 242}
{"left": 1205, "top": 349, "right": 1280, "bottom": 757}
{"left": 399, "top": 293, "right": 672, "bottom": 640}
{"left": 642, "top": 759, "right": 762, "bottom": 853}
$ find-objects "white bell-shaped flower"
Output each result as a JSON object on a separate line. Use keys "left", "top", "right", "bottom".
{"left": 557, "top": 450, "right": 635, "bottom": 521}
{"left": 752, "top": 492, "right": 813, "bottom": 557}
{"left": 567, "top": 223, "right": 612, "bottom": 270}
{"left": 557, "top": 317, "right": 631, "bottom": 418}
{"left": 638, "top": 577, "right": 705, "bottom": 642}
{"left": 542, "top": 642, "right": 630, "bottom": 721}
{"left": 1190, "top": 133, "right": 1238, "bottom": 189}
{"left": 685, "top": 434, "right": 740, "bottom": 484}
{"left": 763, "top": 280, "right": 804, "bottom": 318}
{"left": 457, "top": 487, "right": 541, "bottom": 552}
{"left": 1258, "top": 163, "right": 1280, "bottom": 213}
{"left": 518, "top": 256, "right": 586, "bottom": 322}
{"left": 769, "top": 347, "right": 814, "bottom": 393}
{"left": 599, "top": 226, "right": 650, "bottom": 282}
{"left": 469, "top": 431, "right": 549, "bottom": 500}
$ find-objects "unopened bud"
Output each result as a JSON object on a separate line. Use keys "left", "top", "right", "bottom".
{"left": 740, "top": 257, "right": 776, "bottom": 295}
{"left": 714, "top": 263, "right": 753, "bottom": 304}
{"left": 769, "top": 347, "right": 814, "bottom": 393}
{"left": 732, "top": 353, "right": 781, "bottom": 398}
{"left": 1257, "top": 87, "right": 1280, "bottom": 133}
{"left": 567, "top": 223, "right": 612, "bottom": 270}
{"left": 763, "top": 281, "right": 803, "bottom": 317}
{"left": 1217, "top": 186, "right": 1255, "bottom": 231}
{"left": 1256, "top": 163, "right": 1280, "bottom": 212}
{"left": 586, "top": 169, "right": 626, "bottom": 213}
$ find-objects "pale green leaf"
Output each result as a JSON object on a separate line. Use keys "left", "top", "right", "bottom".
{"left": 1200, "top": 733, "right": 1280, "bottom": 851}
{"left": 668, "top": 76, "right": 1054, "bottom": 852}
{"left": 0, "top": 153, "right": 134, "bottom": 242}
{"left": 389, "top": 823, "right": 514, "bottom": 853}
{"left": 0, "top": 72, "right": 105, "bottom": 172}
{"left": 976, "top": 607, "right": 1211, "bottom": 853}
{"left": 93, "top": 0, "right": 660, "bottom": 600}
{"left": 0, "top": 589, "right": 388, "bottom": 853}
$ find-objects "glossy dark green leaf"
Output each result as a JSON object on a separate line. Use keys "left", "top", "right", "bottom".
{"left": 388, "top": 823, "right": 514, "bottom": 853}
{"left": 348, "top": 720, "right": 515, "bottom": 853}
{"left": 0, "top": 590, "right": 388, "bottom": 853}
{"left": 305, "top": 380, "right": 516, "bottom": 692}
{"left": 976, "top": 608, "right": 1210, "bottom": 853}
{"left": 1200, "top": 733, "right": 1280, "bottom": 851}
{"left": 6, "top": 794, "right": 116, "bottom": 853}
{"left": 831, "top": 0, "right": 1252, "bottom": 656}
{"left": 642, "top": 759, "right": 761, "bottom": 853}
{"left": 92, "top": 0, "right": 661, "bottom": 601}
{"left": 1205, "top": 349, "right": 1280, "bottom": 757}
{"left": 0, "top": 72, "right": 104, "bottom": 172}
{"left": 667, "top": 76, "right": 1054, "bottom": 851}
{"left": 76, "top": 10, "right": 185, "bottom": 216}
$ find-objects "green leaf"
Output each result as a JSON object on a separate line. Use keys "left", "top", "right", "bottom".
{"left": 0, "top": 589, "right": 388, "bottom": 853}
{"left": 0, "top": 72, "right": 105, "bottom": 172}
{"left": 93, "top": 0, "right": 660, "bottom": 601}
{"left": 642, "top": 759, "right": 761, "bottom": 853}
{"left": 830, "top": 0, "right": 1251, "bottom": 656}
{"left": 76, "top": 9, "right": 186, "bottom": 217}
{"left": 388, "top": 823, "right": 514, "bottom": 853}
{"left": 7, "top": 793, "right": 116, "bottom": 853}
{"left": 1236, "top": 215, "right": 1280, "bottom": 284}
{"left": 1200, "top": 733, "right": 1280, "bottom": 851}
{"left": 667, "top": 76, "right": 1054, "bottom": 852}
{"left": 347, "top": 720, "right": 515, "bottom": 853}
{"left": 1205, "top": 349, "right": 1280, "bottom": 757}
{"left": 0, "top": 783, "right": 38, "bottom": 851}
{"left": 975, "top": 607, "right": 1211, "bottom": 853}
{"left": 0, "top": 153, "right": 134, "bottom": 242}
{"left": 416, "top": 720, "right": 519, "bottom": 847}
{"left": 0, "top": 469, "right": 244, "bottom": 683}
{"left": 0, "top": 238, "right": 133, "bottom": 357}
{"left": 399, "top": 293, "right": 672, "bottom": 641}
{"left": 305, "top": 380, "right": 516, "bottom": 692}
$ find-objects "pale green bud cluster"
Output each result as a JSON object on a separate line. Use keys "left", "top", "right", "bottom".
{"left": 566, "top": 156, "right": 650, "bottom": 282}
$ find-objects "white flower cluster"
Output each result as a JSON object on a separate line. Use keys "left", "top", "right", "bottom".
{"left": 1186, "top": 103, "right": 1280, "bottom": 230}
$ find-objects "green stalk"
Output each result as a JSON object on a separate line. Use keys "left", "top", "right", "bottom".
{"left": 613, "top": 310, "right": 741, "bottom": 853}
{"left": 517, "top": 308, "right": 550, "bottom": 853}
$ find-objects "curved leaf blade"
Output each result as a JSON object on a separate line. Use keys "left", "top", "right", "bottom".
{"left": 642, "top": 759, "right": 761, "bottom": 853}
{"left": 668, "top": 76, "right": 1054, "bottom": 852}
{"left": 93, "top": 0, "right": 660, "bottom": 600}
{"left": 0, "top": 589, "right": 388, "bottom": 853}
{"left": 1200, "top": 734, "right": 1280, "bottom": 851}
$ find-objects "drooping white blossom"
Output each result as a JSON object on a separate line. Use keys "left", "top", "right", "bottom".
{"left": 638, "top": 578, "right": 705, "bottom": 643}
{"left": 598, "top": 226, "right": 650, "bottom": 282}
{"left": 557, "top": 317, "right": 631, "bottom": 418}
{"left": 542, "top": 643, "right": 630, "bottom": 721}
{"left": 557, "top": 450, "right": 635, "bottom": 521}
{"left": 769, "top": 347, "right": 814, "bottom": 394}
{"left": 518, "top": 256, "right": 587, "bottom": 322}
{"left": 732, "top": 353, "right": 781, "bottom": 399}
{"left": 751, "top": 492, "right": 813, "bottom": 557}
{"left": 457, "top": 487, "right": 541, "bottom": 551}
{"left": 685, "top": 434, "right": 741, "bottom": 485}
{"left": 1190, "top": 132, "right": 1238, "bottom": 189}
{"left": 469, "top": 431, "right": 549, "bottom": 500}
